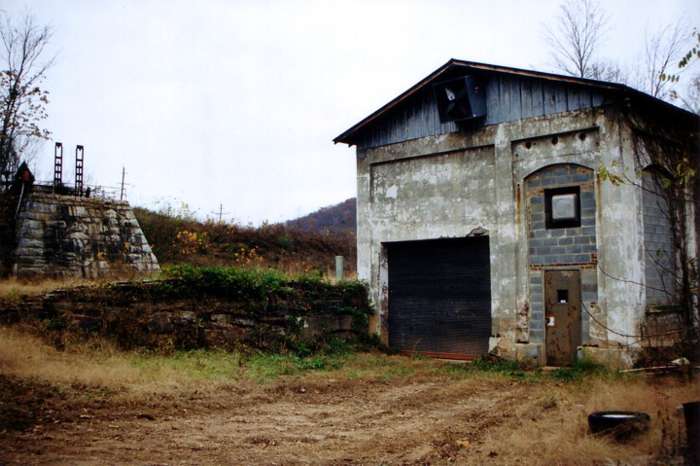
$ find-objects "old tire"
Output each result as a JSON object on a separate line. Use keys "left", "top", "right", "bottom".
{"left": 588, "top": 411, "right": 650, "bottom": 439}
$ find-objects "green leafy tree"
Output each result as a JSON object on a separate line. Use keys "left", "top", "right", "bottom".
{"left": 663, "top": 28, "right": 700, "bottom": 81}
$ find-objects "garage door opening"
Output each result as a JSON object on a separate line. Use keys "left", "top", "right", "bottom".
{"left": 386, "top": 236, "right": 492, "bottom": 360}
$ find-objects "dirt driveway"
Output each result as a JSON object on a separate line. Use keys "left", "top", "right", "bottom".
{"left": 2, "top": 375, "right": 531, "bottom": 465}
{"left": 1, "top": 367, "right": 694, "bottom": 466}
{"left": 0, "top": 326, "right": 695, "bottom": 466}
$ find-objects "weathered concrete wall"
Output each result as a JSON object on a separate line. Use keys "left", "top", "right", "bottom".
{"left": 10, "top": 192, "right": 159, "bottom": 279}
{"left": 357, "top": 106, "right": 652, "bottom": 366}
{"left": 357, "top": 127, "right": 501, "bottom": 342}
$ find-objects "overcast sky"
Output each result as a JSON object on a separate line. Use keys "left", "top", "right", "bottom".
{"left": 4, "top": 0, "right": 699, "bottom": 224}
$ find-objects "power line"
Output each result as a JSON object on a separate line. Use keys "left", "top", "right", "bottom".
{"left": 210, "top": 202, "right": 231, "bottom": 223}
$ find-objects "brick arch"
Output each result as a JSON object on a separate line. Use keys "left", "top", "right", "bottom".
{"left": 523, "top": 164, "right": 596, "bottom": 267}
{"left": 523, "top": 163, "right": 594, "bottom": 183}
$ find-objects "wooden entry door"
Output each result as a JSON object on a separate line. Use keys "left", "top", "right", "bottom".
{"left": 544, "top": 270, "right": 581, "bottom": 366}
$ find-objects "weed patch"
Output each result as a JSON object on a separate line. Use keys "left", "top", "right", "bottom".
{"left": 128, "top": 349, "right": 243, "bottom": 381}
{"left": 245, "top": 353, "right": 345, "bottom": 382}
{"left": 441, "top": 356, "right": 536, "bottom": 381}
{"left": 159, "top": 264, "right": 368, "bottom": 305}
{"left": 549, "top": 357, "right": 611, "bottom": 382}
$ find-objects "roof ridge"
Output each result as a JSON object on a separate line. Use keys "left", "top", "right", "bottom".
{"left": 334, "top": 59, "right": 696, "bottom": 146}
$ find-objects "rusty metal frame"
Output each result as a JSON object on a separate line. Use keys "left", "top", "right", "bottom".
{"left": 53, "top": 142, "right": 63, "bottom": 191}
{"left": 74, "top": 145, "right": 84, "bottom": 196}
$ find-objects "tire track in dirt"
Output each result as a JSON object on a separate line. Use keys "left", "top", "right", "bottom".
{"left": 4, "top": 366, "right": 696, "bottom": 465}
{"left": 1, "top": 377, "right": 526, "bottom": 465}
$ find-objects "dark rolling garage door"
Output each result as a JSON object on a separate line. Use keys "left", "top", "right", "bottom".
{"left": 387, "top": 236, "right": 491, "bottom": 359}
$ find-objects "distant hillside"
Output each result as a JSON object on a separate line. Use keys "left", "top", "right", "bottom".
{"left": 133, "top": 207, "right": 356, "bottom": 276}
{"left": 286, "top": 198, "right": 356, "bottom": 234}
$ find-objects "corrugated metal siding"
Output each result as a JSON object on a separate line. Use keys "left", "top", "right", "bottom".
{"left": 356, "top": 75, "right": 606, "bottom": 149}
{"left": 387, "top": 237, "right": 492, "bottom": 359}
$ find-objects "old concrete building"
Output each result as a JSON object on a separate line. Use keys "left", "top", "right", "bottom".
{"left": 335, "top": 59, "right": 699, "bottom": 367}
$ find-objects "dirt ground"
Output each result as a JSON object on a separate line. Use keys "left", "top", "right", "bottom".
{"left": 0, "top": 374, "right": 509, "bottom": 465}
{"left": 0, "top": 326, "right": 696, "bottom": 465}
{"left": 1, "top": 368, "right": 697, "bottom": 466}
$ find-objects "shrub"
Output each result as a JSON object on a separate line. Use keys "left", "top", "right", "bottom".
{"left": 174, "top": 230, "right": 209, "bottom": 255}
{"left": 133, "top": 206, "right": 356, "bottom": 277}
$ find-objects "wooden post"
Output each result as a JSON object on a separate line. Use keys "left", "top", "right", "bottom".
{"left": 335, "top": 256, "right": 344, "bottom": 281}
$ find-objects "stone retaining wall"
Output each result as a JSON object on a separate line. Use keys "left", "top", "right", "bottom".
{"left": 0, "top": 279, "right": 372, "bottom": 352}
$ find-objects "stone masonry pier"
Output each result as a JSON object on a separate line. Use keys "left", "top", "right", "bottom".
{"left": 5, "top": 191, "right": 159, "bottom": 279}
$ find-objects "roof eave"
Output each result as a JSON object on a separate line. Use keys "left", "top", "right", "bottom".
{"left": 333, "top": 59, "right": 456, "bottom": 146}
{"left": 333, "top": 58, "right": 698, "bottom": 146}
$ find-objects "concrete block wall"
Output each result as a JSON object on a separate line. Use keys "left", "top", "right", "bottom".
{"left": 11, "top": 192, "right": 159, "bottom": 279}
{"left": 641, "top": 169, "right": 675, "bottom": 306}
{"left": 527, "top": 271, "right": 545, "bottom": 343}
{"left": 526, "top": 164, "right": 597, "bottom": 266}
{"left": 524, "top": 164, "right": 598, "bottom": 345}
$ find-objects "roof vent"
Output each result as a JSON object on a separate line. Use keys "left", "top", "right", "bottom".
{"left": 433, "top": 75, "right": 486, "bottom": 123}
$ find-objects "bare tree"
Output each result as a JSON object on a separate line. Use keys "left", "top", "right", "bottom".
{"left": 639, "top": 23, "right": 688, "bottom": 99}
{"left": 0, "top": 12, "right": 53, "bottom": 190}
{"left": 544, "top": 0, "right": 694, "bottom": 106}
{"left": 544, "top": 0, "right": 608, "bottom": 78}
{"left": 588, "top": 60, "right": 628, "bottom": 83}
{"left": 670, "top": 74, "right": 700, "bottom": 114}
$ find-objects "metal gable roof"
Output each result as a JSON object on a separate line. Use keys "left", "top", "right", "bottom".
{"left": 333, "top": 58, "right": 697, "bottom": 146}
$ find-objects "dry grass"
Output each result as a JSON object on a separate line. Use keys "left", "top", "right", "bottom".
{"left": 1, "top": 326, "right": 697, "bottom": 464}
{"left": 0, "top": 327, "right": 242, "bottom": 395}
{"left": 0, "top": 277, "right": 91, "bottom": 298}
{"left": 0, "top": 266, "right": 354, "bottom": 300}
{"left": 0, "top": 327, "right": 499, "bottom": 395}
{"left": 0, "top": 273, "right": 161, "bottom": 299}
{"left": 479, "top": 376, "right": 698, "bottom": 465}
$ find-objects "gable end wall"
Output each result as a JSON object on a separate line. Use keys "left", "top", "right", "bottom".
{"left": 355, "top": 74, "right": 607, "bottom": 150}
{"left": 357, "top": 107, "right": 648, "bottom": 367}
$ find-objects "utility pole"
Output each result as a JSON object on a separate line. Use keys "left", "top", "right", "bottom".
{"left": 210, "top": 203, "right": 230, "bottom": 223}
{"left": 120, "top": 166, "right": 126, "bottom": 201}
